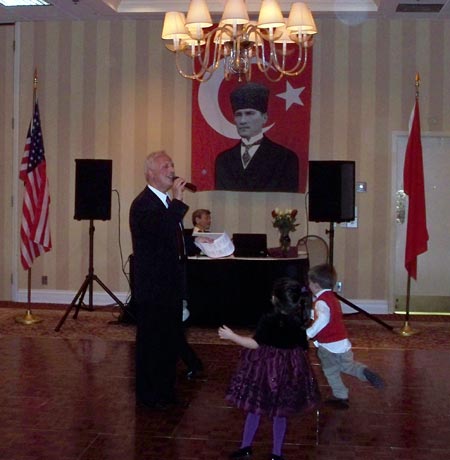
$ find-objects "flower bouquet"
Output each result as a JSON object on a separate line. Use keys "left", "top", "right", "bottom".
{"left": 271, "top": 208, "right": 299, "bottom": 233}
{"left": 271, "top": 208, "right": 299, "bottom": 256}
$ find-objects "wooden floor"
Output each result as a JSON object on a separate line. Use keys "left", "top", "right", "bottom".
{"left": 1, "top": 311, "right": 450, "bottom": 459}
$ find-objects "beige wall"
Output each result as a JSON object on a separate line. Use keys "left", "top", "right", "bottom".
{"left": 0, "top": 25, "right": 14, "bottom": 300}
{"left": 1, "top": 18, "right": 449, "bottom": 305}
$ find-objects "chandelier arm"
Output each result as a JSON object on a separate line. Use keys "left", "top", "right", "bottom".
{"left": 175, "top": 52, "right": 204, "bottom": 80}
{"left": 203, "top": 33, "right": 224, "bottom": 75}
{"left": 281, "top": 46, "right": 309, "bottom": 77}
{"left": 260, "top": 70, "right": 285, "bottom": 83}
{"left": 257, "top": 43, "right": 286, "bottom": 82}
{"left": 286, "top": 44, "right": 308, "bottom": 74}
{"left": 253, "top": 39, "right": 271, "bottom": 74}
{"left": 270, "top": 42, "right": 309, "bottom": 77}
{"left": 173, "top": 29, "right": 225, "bottom": 82}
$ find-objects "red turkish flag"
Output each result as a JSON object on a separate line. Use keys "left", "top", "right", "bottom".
{"left": 403, "top": 99, "right": 429, "bottom": 280}
{"left": 191, "top": 47, "right": 313, "bottom": 193}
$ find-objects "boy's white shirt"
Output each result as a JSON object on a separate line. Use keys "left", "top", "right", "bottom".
{"left": 306, "top": 289, "right": 352, "bottom": 353}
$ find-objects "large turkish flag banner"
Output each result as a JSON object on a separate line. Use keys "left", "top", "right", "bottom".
{"left": 191, "top": 49, "right": 313, "bottom": 193}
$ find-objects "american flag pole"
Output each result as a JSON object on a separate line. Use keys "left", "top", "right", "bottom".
{"left": 28, "top": 66, "right": 37, "bottom": 310}
{"left": 16, "top": 69, "right": 45, "bottom": 325}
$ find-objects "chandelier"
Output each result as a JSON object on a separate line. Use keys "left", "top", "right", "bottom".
{"left": 161, "top": 0, "right": 317, "bottom": 83}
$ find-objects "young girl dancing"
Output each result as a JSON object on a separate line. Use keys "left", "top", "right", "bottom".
{"left": 218, "top": 277, "right": 321, "bottom": 460}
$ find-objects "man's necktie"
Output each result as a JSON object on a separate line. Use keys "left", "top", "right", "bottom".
{"left": 242, "top": 140, "right": 261, "bottom": 168}
{"left": 166, "top": 196, "right": 186, "bottom": 259}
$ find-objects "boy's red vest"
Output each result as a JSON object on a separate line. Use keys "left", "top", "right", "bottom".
{"left": 312, "top": 291, "right": 348, "bottom": 343}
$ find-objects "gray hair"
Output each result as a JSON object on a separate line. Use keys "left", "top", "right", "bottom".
{"left": 145, "top": 150, "right": 167, "bottom": 181}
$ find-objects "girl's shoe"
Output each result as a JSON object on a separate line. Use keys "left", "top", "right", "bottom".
{"left": 230, "top": 446, "right": 252, "bottom": 458}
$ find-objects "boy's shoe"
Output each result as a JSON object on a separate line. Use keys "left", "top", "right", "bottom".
{"left": 324, "top": 397, "right": 349, "bottom": 409}
{"left": 271, "top": 455, "right": 285, "bottom": 460}
{"left": 363, "top": 368, "right": 385, "bottom": 389}
{"left": 230, "top": 446, "right": 252, "bottom": 458}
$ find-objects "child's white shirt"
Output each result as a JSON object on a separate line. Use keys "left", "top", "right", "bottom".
{"left": 306, "top": 289, "right": 351, "bottom": 353}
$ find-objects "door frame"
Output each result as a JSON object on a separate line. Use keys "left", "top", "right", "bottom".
{"left": 390, "top": 130, "right": 450, "bottom": 312}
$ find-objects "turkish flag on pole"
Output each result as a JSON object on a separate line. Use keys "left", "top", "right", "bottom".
{"left": 403, "top": 99, "right": 429, "bottom": 280}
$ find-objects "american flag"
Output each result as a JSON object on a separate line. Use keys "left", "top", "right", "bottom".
{"left": 19, "top": 101, "right": 52, "bottom": 270}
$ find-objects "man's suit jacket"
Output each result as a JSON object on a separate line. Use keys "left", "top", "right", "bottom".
{"left": 129, "top": 187, "right": 189, "bottom": 322}
{"left": 215, "top": 136, "right": 299, "bottom": 192}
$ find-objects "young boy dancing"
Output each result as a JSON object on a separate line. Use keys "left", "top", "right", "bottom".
{"left": 307, "top": 264, "right": 384, "bottom": 409}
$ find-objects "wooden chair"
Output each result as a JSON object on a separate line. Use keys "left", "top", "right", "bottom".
{"left": 297, "top": 235, "right": 329, "bottom": 267}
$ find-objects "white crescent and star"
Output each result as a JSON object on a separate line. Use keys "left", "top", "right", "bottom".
{"left": 198, "top": 61, "right": 305, "bottom": 139}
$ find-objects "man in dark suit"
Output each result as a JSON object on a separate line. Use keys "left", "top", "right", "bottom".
{"left": 215, "top": 82, "right": 299, "bottom": 192}
{"left": 129, "top": 150, "right": 202, "bottom": 408}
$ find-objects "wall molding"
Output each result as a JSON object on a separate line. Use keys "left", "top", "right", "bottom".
{"left": 341, "top": 299, "right": 389, "bottom": 315}
{"left": 17, "top": 289, "right": 130, "bottom": 306}
{"left": 17, "top": 289, "right": 389, "bottom": 315}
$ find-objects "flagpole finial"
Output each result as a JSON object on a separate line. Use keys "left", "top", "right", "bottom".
{"left": 415, "top": 72, "right": 420, "bottom": 98}
{"left": 33, "top": 69, "right": 38, "bottom": 104}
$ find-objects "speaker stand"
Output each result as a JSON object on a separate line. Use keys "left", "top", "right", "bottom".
{"left": 325, "top": 222, "right": 394, "bottom": 332}
{"left": 55, "top": 220, "right": 125, "bottom": 332}
{"left": 326, "top": 222, "right": 335, "bottom": 266}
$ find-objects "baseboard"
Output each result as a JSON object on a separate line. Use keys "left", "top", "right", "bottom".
{"left": 341, "top": 299, "right": 389, "bottom": 315}
{"left": 17, "top": 289, "right": 129, "bottom": 306}
{"left": 16, "top": 289, "right": 389, "bottom": 315}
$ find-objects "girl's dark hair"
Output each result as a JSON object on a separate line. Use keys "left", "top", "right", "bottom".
{"left": 271, "top": 277, "right": 309, "bottom": 325}
{"left": 307, "top": 264, "right": 337, "bottom": 289}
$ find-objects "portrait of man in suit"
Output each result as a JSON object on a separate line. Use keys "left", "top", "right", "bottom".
{"left": 214, "top": 83, "right": 299, "bottom": 192}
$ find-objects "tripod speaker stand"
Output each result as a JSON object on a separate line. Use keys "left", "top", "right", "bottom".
{"left": 55, "top": 158, "right": 124, "bottom": 331}
{"left": 55, "top": 220, "right": 125, "bottom": 331}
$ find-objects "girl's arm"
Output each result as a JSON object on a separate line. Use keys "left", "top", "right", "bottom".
{"left": 218, "top": 325, "right": 259, "bottom": 349}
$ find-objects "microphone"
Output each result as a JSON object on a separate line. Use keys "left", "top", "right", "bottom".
{"left": 174, "top": 176, "right": 197, "bottom": 192}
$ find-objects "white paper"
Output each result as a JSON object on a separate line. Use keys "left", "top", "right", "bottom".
{"left": 193, "top": 232, "right": 235, "bottom": 258}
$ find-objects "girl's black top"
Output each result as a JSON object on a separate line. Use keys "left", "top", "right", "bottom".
{"left": 253, "top": 312, "right": 308, "bottom": 350}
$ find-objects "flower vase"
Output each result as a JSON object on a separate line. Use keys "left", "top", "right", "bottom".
{"left": 279, "top": 231, "right": 291, "bottom": 257}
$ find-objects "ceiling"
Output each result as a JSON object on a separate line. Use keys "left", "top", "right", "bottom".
{"left": 1, "top": 0, "right": 450, "bottom": 24}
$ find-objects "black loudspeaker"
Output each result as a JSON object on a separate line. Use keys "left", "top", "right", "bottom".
{"left": 308, "top": 161, "right": 355, "bottom": 223}
{"left": 74, "top": 159, "right": 112, "bottom": 220}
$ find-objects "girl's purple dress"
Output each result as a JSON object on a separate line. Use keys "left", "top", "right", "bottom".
{"left": 226, "top": 312, "right": 321, "bottom": 417}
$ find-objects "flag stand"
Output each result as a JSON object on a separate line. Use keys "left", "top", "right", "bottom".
{"left": 15, "top": 269, "right": 42, "bottom": 325}
{"left": 397, "top": 275, "right": 418, "bottom": 336}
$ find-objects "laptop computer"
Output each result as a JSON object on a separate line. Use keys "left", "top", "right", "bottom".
{"left": 232, "top": 233, "right": 268, "bottom": 258}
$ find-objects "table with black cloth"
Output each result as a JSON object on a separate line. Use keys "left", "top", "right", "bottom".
{"left": 186, "top": 254, "right": 309, "bottom": 327}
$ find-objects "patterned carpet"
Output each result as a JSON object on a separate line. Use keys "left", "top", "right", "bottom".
{"left": 1, "top": 303, "right": 450, "bottom": 350}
